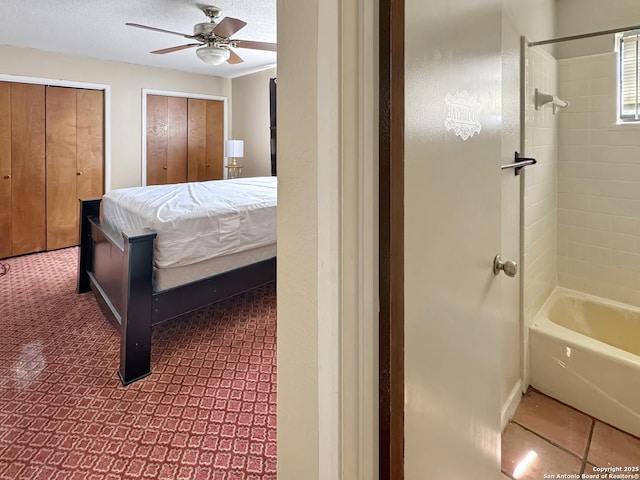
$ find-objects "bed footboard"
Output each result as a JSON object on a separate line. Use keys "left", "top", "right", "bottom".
{"left": 77, "top": 198, "right": 277, "bottom": 386}
{"left": 77, "top": 198, "right": 158, "bottom": 385}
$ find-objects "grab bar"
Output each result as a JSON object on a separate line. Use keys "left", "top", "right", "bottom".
{"left": 501, "top": 151, "right": 537, "bottom": 176}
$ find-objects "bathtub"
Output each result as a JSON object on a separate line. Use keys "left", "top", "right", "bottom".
{"left": 530, "top": 287, "right": 640, "bottom": 438}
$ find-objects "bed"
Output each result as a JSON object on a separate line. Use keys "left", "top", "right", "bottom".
{"left": 77, "top": 176, "right": 277, "bottom": 385}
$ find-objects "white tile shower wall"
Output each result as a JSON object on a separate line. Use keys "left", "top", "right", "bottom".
{"left": 523, "top": 47, "right": 558, "bottom": 386}
{"left": 558, "top": 52, "right": 640, "bottom": 307}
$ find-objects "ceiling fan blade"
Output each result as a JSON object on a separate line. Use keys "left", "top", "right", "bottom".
{"left": 126, "top": 22, "right": 195, "bottom": 39}
{"left": 151, "top": 43, "right": 201, "bottom": 54}
{"left": 227, "top": 49, "right": 244, "bottom": 64}
{"left": 233, "top": 40, "right": 277, "bottom": 52}
{"left": 213, "top": 17, "right": 247, "bottom": 38}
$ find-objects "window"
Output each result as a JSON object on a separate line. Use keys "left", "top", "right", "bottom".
{"left": 618, "top": 30, "right": 640, "bottom": 122}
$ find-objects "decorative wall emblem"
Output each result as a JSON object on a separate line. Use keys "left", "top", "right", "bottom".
{"left": 444, "top": 90, "right": 482, "bottom": 140}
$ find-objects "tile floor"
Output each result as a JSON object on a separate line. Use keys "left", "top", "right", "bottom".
{"left": 502, "top": 389, "right": 640, "bottom": 480}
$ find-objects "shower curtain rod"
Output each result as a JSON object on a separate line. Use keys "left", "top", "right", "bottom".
{"left": 529, "top": 24, "right": 640, "bottom": 47}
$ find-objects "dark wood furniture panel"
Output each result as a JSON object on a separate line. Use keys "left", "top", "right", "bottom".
{"left": 77, "top": 198, "right": 276, "bottom": 385}
{"left": 76, "top": 89, "right": 104, "bottom": 200}
{"left": 269, "top": 77, "right": 277, "bottom": 176}
{"left": 0, "top": 83, "right": 11, "bottom": 258}
{"left": 46, "top": 86, "right": 78, "bottom": 251}
{"left": 11, "top": 83, "right": 46, "bottom": 256}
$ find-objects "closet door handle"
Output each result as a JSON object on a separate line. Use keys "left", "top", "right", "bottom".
{"left": 77, "top": 171, "right": 83, "bottom": 176}
{"left": 163, "top": 166, "right": 167, "bottom": 170}
{"left": 3, "top": 175, "right": 10, "bottom": 179}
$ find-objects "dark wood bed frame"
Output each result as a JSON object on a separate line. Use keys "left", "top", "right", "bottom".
{"left": 76, "top": 198, "right": 276, "bottom": 386}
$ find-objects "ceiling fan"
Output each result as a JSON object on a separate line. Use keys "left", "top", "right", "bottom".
{"left": 126, "top": 6, "right": 277, "bottom": 66}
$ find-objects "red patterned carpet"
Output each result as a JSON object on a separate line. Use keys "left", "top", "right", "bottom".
{"left": 0, "top": 248, "right": 276, "bottom": 480}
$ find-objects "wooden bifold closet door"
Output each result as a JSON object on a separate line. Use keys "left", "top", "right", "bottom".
{"left": 146, "top": 95, "right": 188, "bottom": 185}
{"left": 0, "top": 82, "right": 9, "bottom": 258}
{"left": 46, "top": 86, "right": 104, "bottom": 251}
{"left": 0, "top": 82, "right": 46, "bottom": 258}
{"left": 146, "top": 95, "right": 223, "bottom": 186}
{"left": 187, "top": 98, "right": 223, "bottom": 182}
{"left": 0, "top": 82, "right": 104, "bottom": 258}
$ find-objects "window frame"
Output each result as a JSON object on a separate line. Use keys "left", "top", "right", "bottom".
{"left": 617, "top": 29, "right": 640, "bottom": 123}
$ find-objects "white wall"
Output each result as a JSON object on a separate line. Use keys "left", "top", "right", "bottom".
{"left": 277, "top": 0, "right": 378, "bottom": 476}
{"left": 555, "top": 0, "right": 640, "bottom": 59}
{"left": 232, "top": 67, "right": 276, "bottom": 177}
{"left": 0, "top": 45, "right": 231, "bottom": 190}
{"left": 276, "top": 0, "right": 320, "bottom": 475}
{"left": 557, "top": 52, "right": 640, "bottom": 306}
{"left": 505, "top": 0, "right": 556, "bottom": 44}
{"left": 523, "top": 47, "right": 559, "bottom": 386}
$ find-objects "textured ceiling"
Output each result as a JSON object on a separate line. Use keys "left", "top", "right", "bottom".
{"left": 0, "top": 0, "right": 277, "bottom": 78}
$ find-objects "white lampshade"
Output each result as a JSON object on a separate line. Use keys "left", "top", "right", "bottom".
{"left": 225, "top": 140, "right": 244, "bottom": 158}
{"left": 196, "top": 45, "right": 231, "bottom": 66}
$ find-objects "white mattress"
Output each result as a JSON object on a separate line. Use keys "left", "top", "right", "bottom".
{"left": 103, "top": 177, "right": 277, "bottom": 268}
{"left": 153, "top": 244, "right": 277, "bottom": 291}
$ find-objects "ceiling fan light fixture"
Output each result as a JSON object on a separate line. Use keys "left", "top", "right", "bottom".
{"left": 196, "top": 45, "right": 230, "bottom": 65}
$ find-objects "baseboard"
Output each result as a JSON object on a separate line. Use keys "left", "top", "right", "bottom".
{"left": 501, "top": 379, "right": 523, "bottom": 432}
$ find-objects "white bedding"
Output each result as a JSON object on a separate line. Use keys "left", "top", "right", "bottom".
{"left": 154, "top": 244, "right": 277, "bottom": 291}
{"left": 103, "top": 176, "right": 277, "bottom": 268}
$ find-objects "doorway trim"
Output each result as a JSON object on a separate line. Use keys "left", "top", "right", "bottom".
{"left": 378, "top": 0, "right": 404, "bottom": 478}
{"left": 0, "top": 73, "right": 112, "bottom": 192}
{"left": 141, "top": 89, "right": 228, "bottom": 185}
